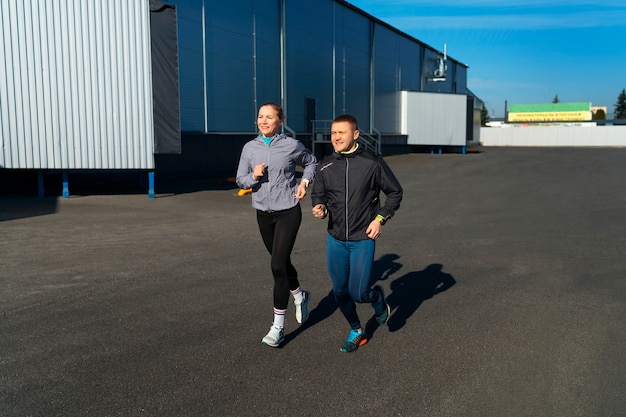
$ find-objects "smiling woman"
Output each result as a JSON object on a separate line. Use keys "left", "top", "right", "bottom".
{"left": 257, "top": 103, "right": 285, "bottom": 139}
{"left": 235, "top": 102, "right": 318, "bottom": 348}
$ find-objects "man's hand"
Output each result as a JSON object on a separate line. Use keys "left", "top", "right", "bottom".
{"left": 312, "top": 204, "right": 327, "bottom": 219}
{"left": 366, "top": 219, "right": 382, "bottom": 239}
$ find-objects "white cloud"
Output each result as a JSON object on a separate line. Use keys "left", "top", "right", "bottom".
{"left": 385, "top": 11, "right": 626, "bottom": 30}
{"left": 358, "top": 0, "right": 626, "bottom": 8}
{"left": 350, "top": 0, "right": 626, "bottom": 30}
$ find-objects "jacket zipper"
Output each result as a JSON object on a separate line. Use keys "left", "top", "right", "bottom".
{"left": 344, "top": 158, "right": 349, "bottom": 240}
{"left": 265, "top": 142, "right": 271, "bottom": 212}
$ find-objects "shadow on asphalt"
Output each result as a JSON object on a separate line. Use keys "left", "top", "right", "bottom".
{"left": 0, "top": 170, "right": 239, "bottom": 200}
{"left": 373, "top": 253, "right": 403, "bottom": 281}
{"left": 281, "top": 288, "right": 390, "bottom": 348}
{"left": 387, "top": 263, "right": 456, "bottom": 332}
{"left": 283, "top": 290, "right": 338, "bottom": 347}
{"left": 0, "top": 197, "right": 59, "bottom": 222}
{"left": 283, "top": 254, "right": 451, "bottom": 347}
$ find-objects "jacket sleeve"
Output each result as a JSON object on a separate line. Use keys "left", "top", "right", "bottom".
{"left": 377, "top": 158, "right": 403, "bottom": 220}
{"left": 295, "top": 142, "right": 318, "bottom": 183}
{"left": 310, "top": 163, "right": 327, "bottom": 207}
{"left": 235, "top": 143, "right": 258, "bottom": 189}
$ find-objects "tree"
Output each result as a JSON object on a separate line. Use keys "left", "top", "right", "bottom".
{"left": 615, "top": 88, "right": 626, "bottom": 119}
{"left": 552, "top": 95, "right": 560, "bottom": 103}
{"left": 480, "top": 103, "right": 490, "bottom": 126}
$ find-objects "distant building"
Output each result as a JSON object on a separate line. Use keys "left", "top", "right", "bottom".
{"left": 507, "top": 103, "right": 592, "bottom": 123}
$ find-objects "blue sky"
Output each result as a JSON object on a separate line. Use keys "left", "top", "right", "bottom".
{"left": 348, "top": 0, "right": 626, "bottom": 118}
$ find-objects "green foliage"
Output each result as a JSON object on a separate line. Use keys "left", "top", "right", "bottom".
{"left": 480, "top": 103, "right": 490, "bottom": 126}
{"left": 615, "top": 88, "right": 626, "bottom": 119}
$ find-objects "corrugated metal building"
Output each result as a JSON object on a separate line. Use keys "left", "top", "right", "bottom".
{"left": 1, "top": 0, "right": 478, "bottom": 195}
{"left": 0, "top": 0, "right": 156, "bottom": 170}
{"left": 160, "top": 0, "right": 476, "bottom": 177}
{"left": 175, "top": 0, "right": 469, "bottom": 134}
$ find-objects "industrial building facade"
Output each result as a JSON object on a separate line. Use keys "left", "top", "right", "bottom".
{"left": 176, "top": 0, "right": 469, "bottom": 135}
{"left": 1, "top": 0, "right": 478, "bottom": 195}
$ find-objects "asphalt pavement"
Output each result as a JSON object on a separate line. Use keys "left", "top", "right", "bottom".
{"left": 1, "top": 147, "right": 625, "bottom": 417}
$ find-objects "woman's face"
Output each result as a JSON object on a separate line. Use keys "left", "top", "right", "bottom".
{"left": 257, "top": 105, "right": 283, "bottom": 137}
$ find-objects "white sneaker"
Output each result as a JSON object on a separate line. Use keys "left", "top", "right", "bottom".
{"left": 262, "top": 325, "right": 284, "bottom": 347}
{"left": 295, "top": 290, "right": 310, "bottom": 324}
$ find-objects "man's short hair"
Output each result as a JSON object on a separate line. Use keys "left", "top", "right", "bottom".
{"left": 332, "top": 114, "right": 358, "bottom": 130}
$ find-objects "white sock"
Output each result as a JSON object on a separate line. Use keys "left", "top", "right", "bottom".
{"left": 273, "top": 308, "right": 286, "bottom": 328}
{"left": 291, "top": 287, "right": 304, "bottom": 304}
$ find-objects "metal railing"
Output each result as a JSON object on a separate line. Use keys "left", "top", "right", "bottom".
{"left": 311, "top": 120, "right": 381, "bottom": 156}
{"left": 282, "top": 124, "right": 296, "bottom": 139}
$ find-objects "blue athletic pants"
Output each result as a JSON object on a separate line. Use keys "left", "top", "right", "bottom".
{"left": 326, "top": 234, "right": 377, "bottom": 329}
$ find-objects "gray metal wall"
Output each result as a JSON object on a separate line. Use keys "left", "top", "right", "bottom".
{"left": 176, "top": 0, "right": 281, "bottom": 133}
{"left": 173, "top": 0, "right": 469, "bottom": 135}
{"left": 332, "top": 4, "right": 372, "bottom": 129}
{"left": 0, "top": 0, "right": 155, "bottom": 170}
{"left": 175, "top": 0, "right": 204, "bottom": 132}
{"left": 285, "top": 0, "right": 335, "bottom": 131}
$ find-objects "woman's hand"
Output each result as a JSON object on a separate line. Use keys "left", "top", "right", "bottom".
{"left": 253, "top": 163, "right": 266, "bottom": 180}
{"left": 295, "top": 182, "right": 307, "bottom": 199}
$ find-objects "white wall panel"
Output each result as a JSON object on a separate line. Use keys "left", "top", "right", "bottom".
{"left": 401, "top": 91, "right": 466, "bottom": 146}
{"left": 480, "top": 126, "right": 626, "bottom": 147}
{"left": 0, "top": 0, "right": 154, "bottom": 170}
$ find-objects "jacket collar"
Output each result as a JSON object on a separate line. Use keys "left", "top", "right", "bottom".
{"left": 334, "top": 143, "right": 363, "bottom": 159}
{"left": 255, "top": 132, "right": 287, "bottom": 144}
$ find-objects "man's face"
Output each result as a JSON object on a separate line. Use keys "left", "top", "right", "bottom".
{"left": 331, "top": 121, "right": 359, "bottom": 153}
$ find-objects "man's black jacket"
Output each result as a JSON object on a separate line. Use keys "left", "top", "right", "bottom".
{"left": 311, "top": 146, "right": 403, "bottom": 241}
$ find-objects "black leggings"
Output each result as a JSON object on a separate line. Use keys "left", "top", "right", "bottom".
{"left": 256, "top": 204, "right": 302, "bottom": 310}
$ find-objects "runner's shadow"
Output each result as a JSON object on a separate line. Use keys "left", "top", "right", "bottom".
{"left": 386, "top": 263, "right": 456, "bottom": 332}
{"left": 283, "top": 254, "right": 406, "bottom": 346}
{"left": 282, "top": 290, "right": 337, "bottom": 346}
{"left": 372, "top": 253, "right": 402, "bottom": 282}
{"left": 363, "top": 253, "right": 403, "bottom": 341}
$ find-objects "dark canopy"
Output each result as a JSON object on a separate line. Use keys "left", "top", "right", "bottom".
{"left": 150, "top": 0, "right": 181, "bottom": 154}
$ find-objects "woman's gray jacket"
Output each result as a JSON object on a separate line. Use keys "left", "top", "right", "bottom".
{"left": 236, "top": 133, "right": 318, "bottom": 212}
